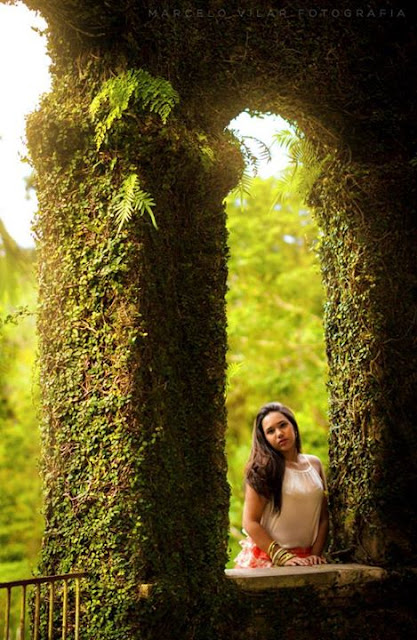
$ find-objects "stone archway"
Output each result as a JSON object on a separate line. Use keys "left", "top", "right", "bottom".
{"left": 20, "top": 0, "right": 417, "bottom": 637}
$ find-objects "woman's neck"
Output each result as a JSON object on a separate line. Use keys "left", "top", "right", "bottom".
{"left": 283, "top": 449, "right": 299, "bottom": 463}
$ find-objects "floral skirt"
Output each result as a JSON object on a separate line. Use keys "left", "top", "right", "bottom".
{"left": 234, "top": 537, "right": 312, "bottom": 568}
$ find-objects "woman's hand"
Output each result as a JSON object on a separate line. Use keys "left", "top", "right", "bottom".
{"left": 284, "top": 556, "right": 310, "bottom": 566}
{"left": 305, "top": 554, "right": 327, "bottom": 565}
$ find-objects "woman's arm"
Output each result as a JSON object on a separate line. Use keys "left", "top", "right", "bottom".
{"left": 310, "top": 494, "right": 329, "bottom": 557}
{"left": 242, "top": 483, "right": 272, "bottom": 554}
{"left": 308, "top": 460, "right": 329, "bottom": 563}
{"left": 242, "top": 483, "right": 309, "bottom": 566}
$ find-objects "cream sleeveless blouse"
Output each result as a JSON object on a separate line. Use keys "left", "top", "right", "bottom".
{"left": 260, "top": 455, "right": 324, "bottom": 548}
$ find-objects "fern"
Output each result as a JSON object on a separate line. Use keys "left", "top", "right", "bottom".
{"left": 110, "top": 173, "right": 157, "bottom": 232}
{"left": 227, "top": 128, "right": 274, "bottom": 176}
{"left": 230, "top": 171, "right": 253, "bottom": 212}
{"left": 90, "top": 70, "right": 172, "bottom": 232}
{"left": 272, "top": 128, "right": 296, "bottom": 152}
{"left": 238, "top": 135, "right": 271, "bottom": 176}
{"left": 242, "top": 135, "right": 272, "bottom": 164}
{"left": 225, "top": 361, "right": 245, "bottom": 396}
{"left": 270, "top": 128, "right": 329, "bottom": 207}
{"left": 226, "top": 129, "right": 275, "bottom": 209}
{"left": 90, "top": 69, "right": 180, "bottom": 150}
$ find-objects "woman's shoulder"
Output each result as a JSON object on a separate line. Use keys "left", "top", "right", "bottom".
{"left": 302, "top": 453, "right": 324, "bottom": 473}
{"left": 303, "top": 453, "right": 322, "bottom": 464}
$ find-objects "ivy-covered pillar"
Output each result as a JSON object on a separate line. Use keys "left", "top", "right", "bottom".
{"left": 313, "top": 151, "right": 417, "bottom": 566}
{"left": 23, "top": 6, "right": 417, "bottom": 636}
{"left": 27, "top": 49, "right": 242, "bottom": 636}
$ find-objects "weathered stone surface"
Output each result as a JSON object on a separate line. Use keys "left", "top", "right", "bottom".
{"left": 226, "top": 565, "right": 417, "bottom": 640}
{"left": 226, "top": 563, "right": 387, "bottom": 590}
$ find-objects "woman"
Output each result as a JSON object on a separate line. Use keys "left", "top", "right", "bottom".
{"left": 235, "top": 402, "right": 329, "bottom": 568}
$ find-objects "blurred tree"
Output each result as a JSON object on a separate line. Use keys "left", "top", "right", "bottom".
{"left": 0, "top": 219, "right": 41, "bottom": 579}
{"left": 0, "top": 219, "right": 33, "bottom": 304}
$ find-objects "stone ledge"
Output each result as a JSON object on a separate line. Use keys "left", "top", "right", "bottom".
{"left": 225, "top": 563, "right": 388, "bottom": 590}
{"left": 225, "top": 565, "right": 417, "bottom": 639}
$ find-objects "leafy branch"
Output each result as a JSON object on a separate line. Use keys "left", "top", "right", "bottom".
{"left": 0, "top": 305, "right": 32, "bottom": 330}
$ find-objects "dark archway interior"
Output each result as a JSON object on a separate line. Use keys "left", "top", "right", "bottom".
{"left": 15, "top": 0, "right": 417, "bottom": 637}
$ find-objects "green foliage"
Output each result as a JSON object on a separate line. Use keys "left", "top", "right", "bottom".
{"left": 225, "top": 176, "right": 328, "bottom": 566}
{"left": 0, "top": 219, "right": 33, "bottom": 305}
{"left": 227, "top": 129, "right": 271, "bottom": 211}
{"left": 241, "top": 135, "right": 272, "bottom": 167}
{"left": 25, "top": 62, "right": 242, "bottom": 637}
{"left": 230, "top": 171, "right": 253, "bottom": 213}
{"left": 308, "top": 152, "right": 417, "bottom": 563}
{"left": 271, "top": 128, "right": 330, "bottom": 207}
{"left": 17, "top": 1, "right": 417, "bottom": 634}
{"left": 0, "top": 240, "right": 42, "bottom": 578}
{"left": 89, "top": 68, "right": 179, "bottom": 237}
{"left": 90, "top": 68, "right": 180, "bottom": 150}
{"left": 0, "top": 306, "right": 31, "bottom": 330}
{"left": 227, "top": 129, "right": 272, "bottom": 176}
{"left": 110, "top": 173, "right": 157, "bottom": 232}
{"left": 225, "top": 362, "right": 245, "bottom": 397}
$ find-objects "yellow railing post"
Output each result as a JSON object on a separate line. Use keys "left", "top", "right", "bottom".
{"left": 4, "top": 586, "right": 11, "bottom": 640}
{"left": 61, "top": 579, "right": 68, "bottom": 640}
{"left": 75, "top": 578, "right": 81, "bottom": 640}
{"left": 33, "top": 584, "right": 41, "bottom": 640}
{"left": 48, "top": 580, "right": 55, "bottom": 640}
{"left": 19, "top": 584, "right": 27, "bottom": 639}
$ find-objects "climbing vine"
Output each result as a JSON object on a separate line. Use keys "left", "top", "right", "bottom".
{"left": 20, "top": 0, "right": 417, "bottom": 637}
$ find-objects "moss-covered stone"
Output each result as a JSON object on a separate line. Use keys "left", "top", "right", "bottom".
{"left": 12, "top": 0, "right": 417, "bottom": 635}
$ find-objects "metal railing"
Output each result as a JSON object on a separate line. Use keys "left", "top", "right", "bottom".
{"left": 0, "top": 572, "right": 87, "bottom": 640}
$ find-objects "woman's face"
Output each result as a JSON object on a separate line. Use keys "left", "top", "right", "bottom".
{"left": 261, "top": 411, "right": 297, "bottom": 458}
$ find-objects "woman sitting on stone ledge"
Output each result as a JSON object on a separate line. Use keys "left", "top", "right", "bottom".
{"left": 235, "top": 401, "right": 329, "bottom": 568}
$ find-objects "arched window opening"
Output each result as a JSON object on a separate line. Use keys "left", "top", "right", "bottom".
{"left": 224, "top": 111, "right": 328, "bottom": 567}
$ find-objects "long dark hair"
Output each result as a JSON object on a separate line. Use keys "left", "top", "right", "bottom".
{"left": 245, "top": 402, "right": 302, "bottom": 512}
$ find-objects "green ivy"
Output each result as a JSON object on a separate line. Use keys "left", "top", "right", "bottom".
{"left": 23, "top": 0, "right": 417, "bottom": 637}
